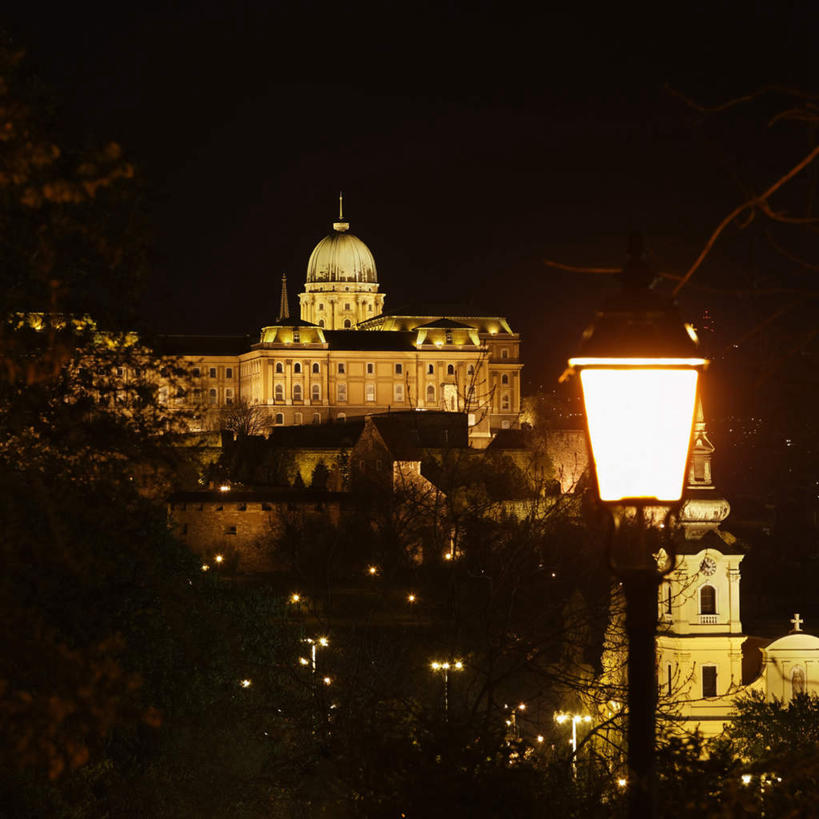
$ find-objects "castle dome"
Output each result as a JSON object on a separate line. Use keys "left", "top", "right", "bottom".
{"left": 306, "top": 196, "right": 377, "bottom": 285}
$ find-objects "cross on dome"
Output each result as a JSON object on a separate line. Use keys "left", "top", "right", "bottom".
{"left": 790, "top": 613, "right": 804, "bottom": 632}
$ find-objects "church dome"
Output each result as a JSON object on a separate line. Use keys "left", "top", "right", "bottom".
{"left": 766, "top": 632, "right": 819, "bottom": 652}
{"left": 306, "top": 201, "right": 377, "bottom": 284}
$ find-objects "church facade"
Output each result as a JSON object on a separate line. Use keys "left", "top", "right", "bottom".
{"left": 158, "top": 199, "right": 522, "bottom": 445}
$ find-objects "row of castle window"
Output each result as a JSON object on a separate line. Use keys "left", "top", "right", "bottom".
{"left": 272, "top": 361, "right": 474, "bottom": 376}
{"left": 192, "top": 366, "right": 234, "bottom": 379}
{"left": 190, "top": 388, "right": 234, "bottom": 405}
{"left": 316, "top": 302, "right": 374, "bottom": 313}
{"left": 274, "top": 412, "right": 324, "bottom": 425}
{"left": 272, "top": 382, "right": 411, "bottom": 403}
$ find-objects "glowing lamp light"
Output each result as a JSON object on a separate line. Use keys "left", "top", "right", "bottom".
{"left": 289, "top": 593, "right": 301, "bottom": 604}
{"left": 617, "top": 778, "right": 627, "bottom": 788}
{"left": 299, "top": 657, "right": 309, "bottom": 666}
{"left": 215, "top": 554, "right": 224, "bottom": 564}
{"left": 571, "top": 362, "right": 703, "bottom": 502}
{"left": 219, "top": 484, "right": 231, "bottom": 493}
{"left": 240, "top": 679, "right": 251, "bottom": 688}
{"left": 323, "top": 676, "right": 332, "bottom": 685}
{"left": 407, "top": 593, "right": 416, "bottom": 603}
{"left": 536, "top": 735, "right": 544, "bottom": 743}
{"left": 201, "top": 564, "right": 210, "bottom": 572}
{"left": 367, "top": 565, "right": 378, "bottom": 576}
{"left": 566, "top": 241, "right": 708, "bottom": 504}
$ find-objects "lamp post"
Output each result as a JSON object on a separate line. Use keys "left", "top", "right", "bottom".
{"left": 554, "top": 712, "right": 592, "bottom": 778}
{"left": 564, "top": 234, "right": 706, "bottom": 819}
{"left": 430, "top": 660, "right": 463, "bottom": 719}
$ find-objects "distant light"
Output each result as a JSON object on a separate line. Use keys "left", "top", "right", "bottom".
{"left": 408, "top": 593, "right": 416, "bottom": 603}
{"left": 215, "top": 554, "right": 224, "bottom": 563}
{"left": 454, "top": 661, "right": 463, "bottom": 670}
{"left": 201, "top": 564, "right": 210, "bottom": 572}
{"left": 240, "top": 679, "right": 251, "bottom": 688}
{"left": 617, "top": 778, "right": 627, "bottom": 788}
{"left": 323, "top": 676, "right": 332, "bottom": 685}
{"left": 219, "top": 484, "right": 231, "bottom": 492}
{"left": 444, "top": 551, "right": 453, "bottom": 561}
{"left": 741, "top": 774, "right": 752, "bottom": 786}
{"left": 289, "top": 593, "right": 301, "bottom": 604}
{"left": 318, "top": 637, "right": 329, "bottom": 647}
{"left": 367, "top": 565, "right": 378, "bottom": 576}
{"left": 536, "top": 735, "right": 544, "bottom": 743}
{"left": 684, "top": 323, "right": 699, "bottom": 343}
{"left": 518, "top": 703, "right": 526, "bottom": 711}
{"left": 551, "top": 572, "right": 556, "bottom": 578}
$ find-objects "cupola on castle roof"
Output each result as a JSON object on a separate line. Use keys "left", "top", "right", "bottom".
{"left": 306, "top": 193, "right": 377, "bottom": 284}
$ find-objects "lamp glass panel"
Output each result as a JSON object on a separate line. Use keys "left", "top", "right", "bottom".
{"left": 579, "top": 367, "right": 698, "bottom": 501}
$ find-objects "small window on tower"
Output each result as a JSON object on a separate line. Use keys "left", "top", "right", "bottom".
{"left": 501, "top": 374, "right": 509, "bottom": 385}
{"left": 367, "top": 362, "right": 375, "bottom": 375}
{"left": 338, "top": 362, "right": 345, "bottom": 374}
{"left": 226, "top": 367, "right": 233, "bottom": 379}
{"left": 447, "top": 364, "right": 455, "bottom": 376}
{"left": 344, "top": 303, "right": 351, "bottom": 311}
{"left": 395, "top": 363, "right": 403, "bottom": 375}
{"left": 275, "top": 362, "right": 284, "bottom": 374}
{"left": 344, "top": 319, "right": 352, "bottom": 328}
{"left": 702, "top": 666, "right": 717, "bottom": 698}
{"left": 700, "top": 585, "right": 716, "bottom": 615}
{"left": 319, "top": 303, "right": 324, "bottom": 311}
{"left": 294, "top": 362, "right": 302, "bottom": 374}
{"left": 293, "top": 329, "right": 300, "bottom": 342}
{"left": 427, "top": 363, "right": 434, "bottom": 375}
{"left": 312, "top": 362, "right": 320, "bottom": 374}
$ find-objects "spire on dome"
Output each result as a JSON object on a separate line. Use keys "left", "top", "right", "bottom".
{"left": 277, "top": 273, "right": 290, "bottom": 322}
{"left": 333, "top": 191, "right": 350, "bottom": 233}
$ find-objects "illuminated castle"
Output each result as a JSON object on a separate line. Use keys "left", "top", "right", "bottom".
{"left": 157, "top": 196, "right": 522, "bottom": 444}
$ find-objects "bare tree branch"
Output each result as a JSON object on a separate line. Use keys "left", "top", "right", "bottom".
{"left": 673, "top": 142, "right": 819, "bottom": 296}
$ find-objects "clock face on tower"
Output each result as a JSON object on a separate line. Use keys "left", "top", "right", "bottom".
{"left": 700, "top": 556, "right": 717, "bottom": 577}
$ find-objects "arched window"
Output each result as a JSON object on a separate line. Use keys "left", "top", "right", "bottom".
{"left": 294, "top": 362, "right": 302, "bottom": 374}
{"left": 293, "top": 383, "right": 302, "bottom": 401}
{"left": 447, "top": 364, "right": 455, "bottom": 376}
{"left": 293, "top": 412, "right": 303, "bottom": 425}
{"left": 312, "top": 362, "right": 320, "bottom": 374}
{"left": 311, "top": 384, "right": 321, "bottom": 401}
{"left": 427, "top": 363, "right": 434, "bottom": 375}
{"left": 275, "top": 361, "right": 283, "bottom": 374}
{"left": 337, "top": 412, "right": 346, "bottom": 422}
{"left": 700, "top": 585, "right": 716, "bottom": 615}
{"left": 426, "top": 384, "right": 436, "bottom": 404}
{"left": 501, "top": 374, "right": 509, "bottom": 385}
{"left": 274, "top": 384, "right": 284, "bottom": 401}
{"left": 312, "top": 412, "right": 321, "bottom": 424}
{"left": 319, "top": 319, "right": 325, "bottom": 328}
{"left": 343, "top": 319, "right": 352, "bottom": 328}
{"left": 274, "top": 412, "right": 284, "bottom": 425}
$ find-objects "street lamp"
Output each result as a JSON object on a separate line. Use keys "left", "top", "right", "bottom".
{"left": 564, "top": 234, "right": 707, "bottom": 819}
{"left": 430, "top": 660, "right": 463, "bottom": 719}
{"left": 302, "top": 636, "right": 329, "bottom": 676}
{"left": 554, "top": 712, "right": 592, "bottom": 777}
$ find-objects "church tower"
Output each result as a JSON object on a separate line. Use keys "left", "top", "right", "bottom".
{"left": 656, "top": 398, "right": 746, "bottom": 738}
{"left": 299, "top": 194, "right": 386, "bottom": 329}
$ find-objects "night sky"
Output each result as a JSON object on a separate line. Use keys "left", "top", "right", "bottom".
{"left": 4, "top": 2, "right": 819, "bottom": 397}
